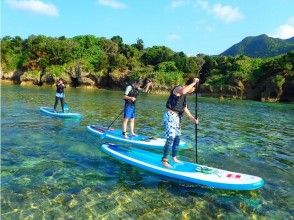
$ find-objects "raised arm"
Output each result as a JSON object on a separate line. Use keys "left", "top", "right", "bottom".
{"left": 142, "top": 80, "right": 153, "bottom": 93}
{"left": 173, "top": 78, "right": 199, "bottom": 96}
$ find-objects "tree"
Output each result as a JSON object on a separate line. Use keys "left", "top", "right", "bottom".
{"left": 111, "top": 35, "right": 123, "bottom": 46}
{"left": 173, "top": 52, "right": 187, "bottom": 72}
{"left": 132, "top": 38, "right": 144, "bottom": 51}
{"left": 141, "top": 46, "right": 174, "bottom": 66}
{"left": 156, "top": 61, "right": 178, "bottom": 72}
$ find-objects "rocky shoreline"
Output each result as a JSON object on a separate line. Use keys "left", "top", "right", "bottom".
{"left": 1, "top": 69, "right": 293, "bottom": 102}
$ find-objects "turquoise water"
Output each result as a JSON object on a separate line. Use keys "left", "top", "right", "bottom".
{"left": 1, "top": 83, "right": 294, "bottom": 219}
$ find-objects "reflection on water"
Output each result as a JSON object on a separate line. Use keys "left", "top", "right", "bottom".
{"left": 1, "top": 83, "right": 294, "bottom": 219}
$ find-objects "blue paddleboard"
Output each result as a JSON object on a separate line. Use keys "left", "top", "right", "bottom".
{"left": 87, "top": 125, "right": 188, "bottom": 149}
{"left": 40, "top": 107, "right": 81, "bottom": 118}
{"left": 101, "top": 143, "right": 264, "bottom": 190}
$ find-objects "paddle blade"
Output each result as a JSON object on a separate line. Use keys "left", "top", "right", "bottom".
{"left": 100, "top": 132, "right": 107, "bottom": 140}
{"left": 98, "top": 131, "right": 109, "bottom": 145}
{"left": 64, "top": 103, "right": 69, "bottom": 111}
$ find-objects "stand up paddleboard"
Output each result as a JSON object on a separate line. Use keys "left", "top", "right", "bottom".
{"left": 40, "top": 107, "right": 81, "bottom": 118}
{"left": 101, "top": 143, "right": 264, "bottom": 190}
{"left": 87, "top": 125, "right": 188, "bottom": 149}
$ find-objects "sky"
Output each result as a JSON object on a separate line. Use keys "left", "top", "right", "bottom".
{"left": 1, "top": 0, "right": 294, "bottom": 55}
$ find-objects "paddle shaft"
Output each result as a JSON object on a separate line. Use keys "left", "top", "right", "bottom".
{"left": 195, "top": 88, "right": 198, "bottom": 164}
{"left": 107, "top": 109, "right": 124, "bottom": 130}
{"left": 195, "top": 62, "right": 207, "bottom": 164}
{"left": 99, "top": 109, "right": 124, "bottom": 142}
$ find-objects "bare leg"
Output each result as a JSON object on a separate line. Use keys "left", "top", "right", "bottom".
{"left": 122, "top": 118, "right": 129, "bottom": 138}
{"left": 130, "top": 118, "right": 136, "bottom": 135}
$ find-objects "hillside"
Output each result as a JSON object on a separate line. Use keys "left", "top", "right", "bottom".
{"left": 221, "top": 34, "right": 294, "bottom": 57}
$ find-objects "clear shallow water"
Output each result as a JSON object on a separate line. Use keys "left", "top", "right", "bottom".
{"left": 1, "top": 83, "right": 294, "bottom": 219}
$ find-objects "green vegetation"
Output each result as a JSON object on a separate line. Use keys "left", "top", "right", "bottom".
{"left": 221, "top": 34, "right": 294, "bottom": 58}
{"left": 1, "top": 35, "right": 294, "bottom": 102}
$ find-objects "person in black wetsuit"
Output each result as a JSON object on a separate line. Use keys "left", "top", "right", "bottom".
{"left": 54, "top": 78, "right": 66, "bottom": 113}
{"left": 162, "top": 77, "right": 200, "bottom": 168}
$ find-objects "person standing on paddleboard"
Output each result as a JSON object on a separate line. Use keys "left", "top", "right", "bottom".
{"left": 122, "top": 79, "right": 152, "bottom": 138}
{"left": 54, "top": 78, "right": 66, "bottom": 113}
{"left": 162, "top": 77, "right": 199, "bottom": 168}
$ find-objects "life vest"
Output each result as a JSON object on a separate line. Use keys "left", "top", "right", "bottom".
{"left": 56, "top": 83, "right": 65, "bottom": 94}
{"left": 166, "top": 86, "right": 187, "bottom": 115}
{"left": 125, "top": 85, "right": 139, "bottom": 104}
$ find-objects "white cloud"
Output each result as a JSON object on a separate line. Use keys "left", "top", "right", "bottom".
{"left": 7, "top": 0, "right": 59, "bottom": 16}
{"left": 98, "top": 0, "right": 127, "bottom": 9}
{"left": 269, "top": 17, "right": 294, "bottom": 39}
{"left": 212, "top": 3, "right": 243, "bottom": 23}
{"left": 171, "top": 0, "right": 187, "bottom": 8}
{"left": 167, "top": 34, "right": 181, "bottom": 41}
{"left": 196, "top": 1, "right": 243, "bottom": 23}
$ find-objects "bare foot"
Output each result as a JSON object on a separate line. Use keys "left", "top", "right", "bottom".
{"left": 131, "top": 133, "right": 137, "bottom": 136}
{"left": 162, "top": 161, "right": 172, "bottom": 168}
{"left": 172, "top": 157, "right": 183, "bottom": 164}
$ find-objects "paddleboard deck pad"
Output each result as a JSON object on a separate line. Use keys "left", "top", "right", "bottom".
{"left": 101, "top": 143, "right": 264, "bottom": 190}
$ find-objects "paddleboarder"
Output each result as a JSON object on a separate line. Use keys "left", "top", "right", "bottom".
{"left": 162, "top": 77, "right": 199, "bottom": 168}
{"left": 54, "top": 78, "right": 66, "bottom": 113}
{"left": 122, "top": 79, "right": 152, "bottom": 138}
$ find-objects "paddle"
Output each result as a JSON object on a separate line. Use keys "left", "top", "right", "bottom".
{"left": 64, "top": 103, "right": 69, "bottom": 112}
{"left": 195, "top": 62, "right": 209, "bottom": 164}
{"left": 195, "top": 86, "right": 199, "bottom": 164}
{"left": 100, "top": 109, "right": 124, "bottom": 141}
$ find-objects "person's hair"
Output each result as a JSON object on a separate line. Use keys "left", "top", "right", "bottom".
{"left": 132, "top": 79, "right": 142, "bottom": 86}
{"left": 185, "top": 78, "right": 194, "bottom": 86}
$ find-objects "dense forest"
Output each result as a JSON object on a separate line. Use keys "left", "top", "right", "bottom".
{"left": 1, "top": 35, "right": 293, "bottom": 102}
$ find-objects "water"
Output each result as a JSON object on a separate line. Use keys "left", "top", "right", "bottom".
{"left": 1, "top": 83, "right": 294, "bottom": 219}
